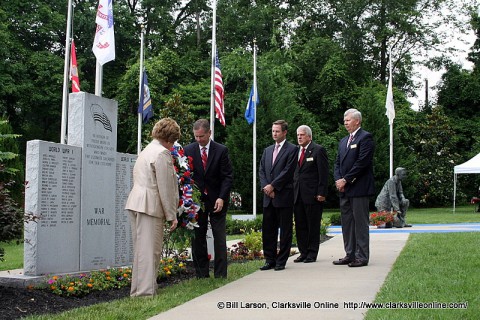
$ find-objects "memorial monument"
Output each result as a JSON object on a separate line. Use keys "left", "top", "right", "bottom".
{"left": 24, "top": 92, "right": 135, "bottom": 276}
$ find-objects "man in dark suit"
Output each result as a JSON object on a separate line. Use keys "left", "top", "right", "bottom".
{"left": 333, "top": 109, "right": 375, "bottom": 268}
{"left": 293, "top": 125, "right": 329, "bottom": 263}
{"left": 184, "top": 119, "right": 233, "bottom": 278}
{"left": 259, "top": 120, "right": 297, "bottom": 271}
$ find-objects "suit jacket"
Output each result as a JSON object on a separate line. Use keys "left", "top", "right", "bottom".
{"left": 125, "top": 139, "right": 178, "bottom": 221}
{"left": 259, "top": 140, "right": 297, "bottom": 207}
{"left": 183, "top": 140, "right": 233, "bottom": 211}
{"left": 334, "top": 128, "right": 375, "bottom": 198}
{"left": 294, "top": 142, "right": 329, "bottom": 205}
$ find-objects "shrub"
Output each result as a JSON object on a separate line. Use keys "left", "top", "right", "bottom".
{"left": 320, "top": 219, "right": 330, "bottom": 235}
{"left": 158, "top": 257, "right": 188, "bottom": 279}
{"left": 226, "top": 215, "right": 262, "bottom": 235}
{"left": 244, "top": 230, "right": 262, "bottom": 254}
{"left": 228, "top": 229, "right": 263, "bottom": 261}
{"left": 329, "top": 212, "right": 341, "bottom": 225}
{"left": 0, "top": 173, "right": 24, "bottom": 262}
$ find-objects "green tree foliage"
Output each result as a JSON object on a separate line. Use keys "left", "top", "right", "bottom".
{"left": 407, "top": 108, "right": 461, "bottom": 206}
{"left": 0, "top": 118, "right": 23, "bottom": 261}
{"left": 0, "top": 0, "right": 478, "bottom": 210}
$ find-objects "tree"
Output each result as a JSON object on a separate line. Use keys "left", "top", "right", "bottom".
{"left": 0, "top": 118, "right": 23, "bottom": 262}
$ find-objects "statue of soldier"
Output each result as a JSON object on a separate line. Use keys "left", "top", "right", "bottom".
{"left": 375, "top": 167, "right": 411, "bottom": 228}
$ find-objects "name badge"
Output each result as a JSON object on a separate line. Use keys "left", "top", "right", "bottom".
{"left": 350, "top": 144, "right": 357, "bottom": 149}
{"left": 306, "top": 157, "right": 314, "bottom": 162}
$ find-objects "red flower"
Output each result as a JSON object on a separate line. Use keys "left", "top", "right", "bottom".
{"left": 183, "top": 171, "right": 191, "bottom": 177}
{"left": 208, "top": 254, "right": 212, "bottom": 261}
{"left": 188, "top": 156, "right": 194, "bottom": 169}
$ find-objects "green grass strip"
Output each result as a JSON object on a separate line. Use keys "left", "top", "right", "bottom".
{"left": 366, "top": 232, "right": 480, "bottom": 319}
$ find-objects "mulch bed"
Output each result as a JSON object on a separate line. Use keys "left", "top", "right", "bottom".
{"left": 0, "top": 265, "right": 196, "bottom": 320}
{"left": 0, "top": 235, "right": 332, "bottom": 319}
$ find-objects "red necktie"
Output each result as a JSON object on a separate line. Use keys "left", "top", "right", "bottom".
{"left": 299, "top": 147, "right": 306, "bottom": 166}
{"left": 347, "top": 134, "right": 353, "bottom": 149}
{"left": 201, "top": 147, "right": 208, "bottom": 170}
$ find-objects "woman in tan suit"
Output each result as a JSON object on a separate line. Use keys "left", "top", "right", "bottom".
{"left": 125, "top": 118, "right": 180, "bottom": 297}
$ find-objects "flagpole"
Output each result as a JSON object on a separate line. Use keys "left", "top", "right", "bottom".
{"left": 209, "top": 0, "right": 217, "bottom": 140}
{"left": 388, "top": 47, "right": 394, "bottom": 177}
{"left": 137, "top": 27, "right": 145, "bottom": 155}
{"left": 61, "top": 0, "right": 74, "bottom": 144}
{"left": 95, "top": 62, "right": 103, "bottom": 96}
{"left": 252, "top": 38, "right": 257, "bottom": 218}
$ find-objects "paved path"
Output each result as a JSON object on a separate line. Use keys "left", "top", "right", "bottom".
{"left": 149, "top": 223, "right": 480, "bottom": 320}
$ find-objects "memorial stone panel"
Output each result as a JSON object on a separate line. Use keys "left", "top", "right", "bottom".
{"left": 114, "top": 153, "right": 136, "bottom": 266}
{"left": 24, "top": 140, "right": 81, "bottom": 275}
{"left": 68, "top": 92, "right": 118, "bottom": 270}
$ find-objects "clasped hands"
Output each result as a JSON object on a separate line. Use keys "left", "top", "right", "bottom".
{"left": 263, "top": 184, "right": 275, "bottom": 198}
{"left": 335, "top": 178, "right": 346, "bottom": 192}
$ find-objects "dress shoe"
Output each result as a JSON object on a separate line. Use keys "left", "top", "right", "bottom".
{"left": 404, "top": 224, "right": 412, "bottom": 227}
{"left": 348, "top": 259, "right": 368, "bottom": 267}
{"left": 274, "top": 265, "right": 285, "bottom": 271}
{"left": 303, "top": 257, "right": 316, "bottom": 263}
{"left": 293, "top": 256, "right": 306, "bottom": 263}
{"left": 259, "top": 263, "right": 275, "bottom": 271}
{"left": 332, "top": 256, "right": 353, "bottom": 265}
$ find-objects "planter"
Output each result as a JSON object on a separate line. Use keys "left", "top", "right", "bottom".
{"left": 377, "top": 222, "right": 393, "bottom": 229}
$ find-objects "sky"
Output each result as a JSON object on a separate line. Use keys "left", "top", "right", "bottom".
{"left": 408, "top": 4, "right": 477, "bottom": 111}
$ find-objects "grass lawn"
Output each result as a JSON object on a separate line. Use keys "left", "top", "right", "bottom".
{"left": 366, "top": 232, "right": 479, "bottom": 319}
{"left": 0, "top": 241, "right": 23, "bottom": 270}
{"left": 322, "top": 205, "right": 480, "bottom": 225}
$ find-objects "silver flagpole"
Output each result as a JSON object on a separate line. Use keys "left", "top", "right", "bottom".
{"left": 389, "top": 47, "right": 394, "bottom": 177}
{"left": 95, "top": 62, "right": 103, "bottom": 96}
{"left": 252, "top": 38, "right": 257, "bottom": 218}
{"left": 137, "top": 27, "right": 145, "bottom": 155}
{"left": 60, "top": 0, "right": 74, "bottom": 144}
{"left": 209, "top": 0, "right": 217, "bottom": 140}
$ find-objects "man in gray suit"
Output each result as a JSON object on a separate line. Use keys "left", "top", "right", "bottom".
{"left": 333, "top": 109, "right": 375, "bottom": 268}
{"left": 259, "top": 120, "right": 297, "bottom": 271}
{"left": 293, "top": 125, "right": 329, "bottom": 263}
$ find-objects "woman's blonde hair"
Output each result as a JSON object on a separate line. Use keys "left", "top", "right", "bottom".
{"left": 151, "top": 118, "right": 181, "bottom": 143}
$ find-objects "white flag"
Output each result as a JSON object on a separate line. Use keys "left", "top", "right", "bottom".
{"left": 92, "top": 0, "right": 115, "bottom": 65}
{"left": 385, "top": 71, "right": 395, "bottom": 125}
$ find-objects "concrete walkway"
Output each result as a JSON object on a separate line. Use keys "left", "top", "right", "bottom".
{"left": 150, "top": 230, "right": 406, "bottom": 319}
{"left": 149, "top": 223, "right": 480, "bottom": 320}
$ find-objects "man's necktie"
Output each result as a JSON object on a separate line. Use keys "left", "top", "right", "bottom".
{"left": 299, "top": 147, "right": 306, "bottom": 166}
{"left": 201, "top": 147, "right": 208, "bottom": 170}
{"left": 272, "top": 143, "right": 280, "bottom": 164}
{"left": 347, "top": 134, "right": 353, "bottom": 149}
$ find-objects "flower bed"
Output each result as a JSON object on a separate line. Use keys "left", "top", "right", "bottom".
{"left": 369, "top": 211, "right": 395, "bottom": 227}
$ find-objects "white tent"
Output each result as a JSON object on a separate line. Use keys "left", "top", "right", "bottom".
{"left": 453, "top": 153, "right": 480, "bottom": 211}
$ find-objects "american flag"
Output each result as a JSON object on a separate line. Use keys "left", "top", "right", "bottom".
{"left": 214, "top": 52, "right": 225, "bottom": 126}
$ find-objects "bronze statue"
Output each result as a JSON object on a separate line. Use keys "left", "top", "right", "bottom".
{"left": 375, "top": 167, "right": 411, "bottom": 228}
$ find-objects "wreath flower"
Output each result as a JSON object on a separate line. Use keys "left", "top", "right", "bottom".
{"left": 171, "top": 142, "right": 201, "bottom": 230}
